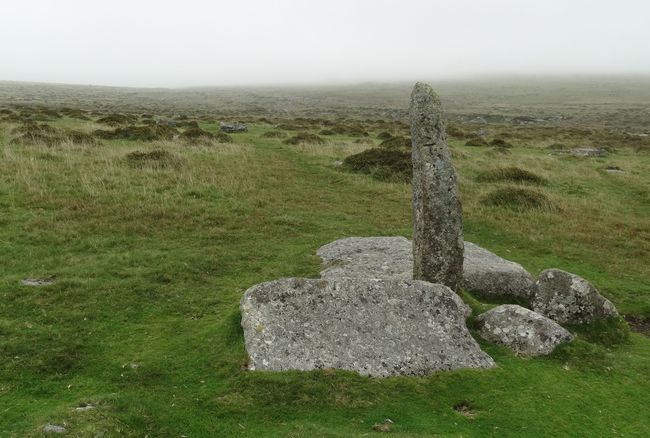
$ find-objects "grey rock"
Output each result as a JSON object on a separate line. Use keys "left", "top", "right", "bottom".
{"left": 317, "top": 236, "right": 412, "bottom": 281}
{"left": 220, "top": 122, "right": 248, "bottom": 133}
{"left": 476, "top": 305, "right": 574, "bottom": 356}
{"left": 462, "top": 242, "right": 535, "bottom": 301}
{"left": 410, "top": 82, "right": 464, "bottom": 290}
{"left": 43, "top": 424, "right": 66, "bottom": 434}
{"left": 317, "top": 237, "right": 533, "bottom": 302}
{"left": 240, "top": 277, "right": 495, "bottom": 376}
{"left": 21, "top": 276, "right": 56, "bottom": 286}
{"left": 571, "top": 148, "right": 607, "bottom": 157}
{"left": 532, "top": 269, "right": 619, "bottom": 324}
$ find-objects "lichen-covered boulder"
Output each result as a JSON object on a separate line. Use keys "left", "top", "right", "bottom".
{"left": 240, "top": 278, "right": 495, "bottom": 376}
{"left": 476, "top": 305, "right": 574, "bottom": 356}
{"left": 462, "top": 242, "right": 536, "bottom": 301}
{"left": 317, "top": 237, "right": 534, "bottom": 302}
{"left": 532, "top": 269, "right": 618, "bottom": 324}
{"left": 317, "top": 236, "right": 412, "bottom": 280}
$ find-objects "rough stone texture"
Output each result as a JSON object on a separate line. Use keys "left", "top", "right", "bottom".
{"left": 410, "top": 82, "right": 464, "bottom": 290}
{"left": 43, "top": 424, "right": 67, "bottom": 434}
{"left": 571, "top": 148, "right": 607, "bottom": 157}
{"left": 317, "top": 236, "right": 412, "bottom": 281}
{"left": 317, "top": 237, "right": 533, "bottom": 301}
{"left": 476, "top": 305, "right": 574, "bottom": 356}
{"left": 220, "top": 122, "right": 248, "bottom": 133}
{"left": 462, "top": 242, "right": 535, "bottom": 301}
{"left": 240, "top": 277, "right": 495, "bottom": 376}
{"left": 532, "top": 269, "right": 619, "bottom": 324}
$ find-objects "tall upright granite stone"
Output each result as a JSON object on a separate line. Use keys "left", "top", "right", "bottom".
{"left": 410, "top": 82, "right": 464, "bottom": 290}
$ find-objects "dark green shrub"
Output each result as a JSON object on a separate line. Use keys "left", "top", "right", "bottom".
{"left": 125, "top": 150, "right": 181, "bottom": 169}
{"left": 283, "top": 132, "right": 325, "bottom": 145}
{"left": 465, "top": 136, "right": 488, "bottom": 146}
{"left": 476, "top": 167, "right": 547, "bottom": 185}
{"left": 480, "top": 187, "right": 555, "bottom": 211}
{"left": 343, "top": 148, "right": 411, "bottom": 182}
{"left": 94, "top": 125, "right": 177, "bottom": 141}
{"left": 379, "top": 136, "right": 411, "bottom": 149}
{"left": 261, "top": 131, "right": 288, "bottom": 139}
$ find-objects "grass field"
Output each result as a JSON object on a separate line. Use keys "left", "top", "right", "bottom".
{"left": 1, "top": 81, "right": 649, "bottom": 436}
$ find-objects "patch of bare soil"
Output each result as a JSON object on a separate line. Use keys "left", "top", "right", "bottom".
{"left": 625, "top": 316, "right": 650, "bottom": 337}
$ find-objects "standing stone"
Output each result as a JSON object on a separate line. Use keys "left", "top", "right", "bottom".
{"left": 410, "top": 82, "right": 463, "bottom": 290}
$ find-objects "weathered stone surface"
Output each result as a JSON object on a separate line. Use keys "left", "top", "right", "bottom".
{"left": 410, "top": 82, "right": 464, "bottom": 290}
{"left": 317, "top": 236, "right": 412, "bottom": 281}
{"left": 571, "top": 148, "right": 607, "bottom": 157}
{"left": 240, "top": 278, "right": 495, "bottom": 376}
{"left": 220, "top": 122, "right": 248, "bottom": 133}
{"left": 317, "top": 237, "right": 533, "bottom": 301}
{"left": 476, "top": 305, "right": 574, "bottom": 356}
{"left": 462, "top": 242, "right": 535, "bottom": 301}
{"left": 43, "top": 424, "right": 66, "bottom": 434}
{"left": 532, "top": 269, "right": 619, "bottom": 324}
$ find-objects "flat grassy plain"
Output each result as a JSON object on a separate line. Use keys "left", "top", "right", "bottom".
{"left": 1, "top": 79, "right": 649, "bottom": 436}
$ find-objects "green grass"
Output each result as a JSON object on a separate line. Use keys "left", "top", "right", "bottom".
{"left": 1, "top": 118, "right": 649, "bottom": 436}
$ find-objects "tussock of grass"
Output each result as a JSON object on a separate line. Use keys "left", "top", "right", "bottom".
{"left": 343, "top": 147, "right": 411, "bottom": 182}
{"left": 377, "top": 131, "right": 392, "bottom": 140}
{"left": 480, "top": 187, "right": 556, "bottom": 211}
{"left": 180, "top": 127, "right": 232, "bottom": 143}
{"left": 95, "top": 125, "right": 178, "bottom": 141}
{"left": 125, "top": 149, "right": 182, "bottom": 169}
{"left": 465, "top": 136, "right": 488, "bottom": 146}
{"left": 96, "top": 113, "right": 138, "bottom": 126}
{"left": 476, "top": 167, "right": 548, "bottom": 185}
{"left": 379, "top": 136, "right": 411, "bottom": 149}
{"left": 283, "top": 132, "right": 325, "bottom": 145}
{"left": 10, "top": 122, "right": 99, "bottom": 146}
{"left": 261, "top": 130, "right": 288, "bottom": 139}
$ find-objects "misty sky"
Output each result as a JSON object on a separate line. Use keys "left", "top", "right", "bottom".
{"left": 1, "top": 0, "right": 649, "bottom": 88}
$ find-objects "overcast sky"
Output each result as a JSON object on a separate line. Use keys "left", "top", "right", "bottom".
{"left": 1, "top": 0, "right": 649, "bottom": 88}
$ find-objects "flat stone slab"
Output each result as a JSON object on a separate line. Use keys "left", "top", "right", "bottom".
{"left": 240, "top": 278, "right": 495, "bottom": 376}
{"left": 532, "top": 269, "right": 618, "bottom": 324}
{"left": 318, "top": 237, "right": 534, "bottom": 300}
{"left": 317, "top": 237, "right": 413, "bottom": 280}
{"left": 476, "top": 305, "right": 574, "bottom": 356}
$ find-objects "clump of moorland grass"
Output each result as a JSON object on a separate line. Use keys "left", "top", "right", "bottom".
{"left": 10, "top": 123, "right": 99, "bottom": 146}
{"left": 180, "top": 127, "right": 232, "bottom": 143}
{"left": 480, "top": 187, "right": 556, "bottom": 212}
{"left": 96, "top": 113, "right": 138, "bottom": 126}
{"left": 125, "top": 149, "right": 181, "bottom": 169}
{"left": 547, "top": 142, "right": 569, "bottom": 150}
{"left": 261, "top": 130, "right": 287, "bottom": 139}
{"left": 377, "top": 131, "right": 392, "bottom": 140}
{"left": 465, "top": 136, "right": 488, "bottom": 146}
{"left": 446, "top": 125, "right": 467, "bottom": 139}
{"left": 379, "top": 136, "right": 411, "bottom": 149}
{"left": 485, "top": 147, "right": 512, "bottom": 156}
{"left": 60, "top": 107, "right": 90, "bottom": 120}
{"left": 489, "top": 138, "right": 513, "bottom": 147}
{"left": 343, "top": 148, "right": 411, "bottom": 182}
{"left": 476, "top": 167, "right": 548, "bottom": 185}
{"left": 176, "top": 120, "right": 200, "bottom": 129}
{"left": 94, "top": 125, "right": 177, "bottom": 141}
{"left": 319, "top": 129, "right": 336, "bottom": 136}
{"left": 283, "top": 132, "right": 325, "bottom": 145}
